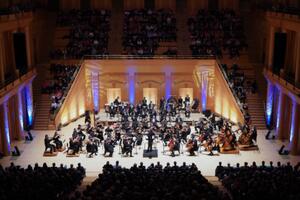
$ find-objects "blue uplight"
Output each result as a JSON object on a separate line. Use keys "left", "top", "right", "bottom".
{"left": 25, "top": 85, "right": 33, "bottom": 126}
{"left": 201, "top": 75, "right": 208, "bottom": 111}
{"left": 3, "top": 102, "right": 11, "bottom": 152}
{"left": 266, "top": 82, "right": 274, "bottom": 126}
{"left": 128, "top": 68, "right": 136, "bottom": 104}
{"left": 165, "top": 71, "right": 171, "bottom": 99}
{"left": 91, "top": 73, "right": 99, "bottom": 112}
{"left": 289, "top": 102, "right": 297, "bottom": 143}
{"left": 276, "top": 92, "right": 282, "bottom": 131}
{"left": 18, "top": 92, "right": 24, "bottom": 131}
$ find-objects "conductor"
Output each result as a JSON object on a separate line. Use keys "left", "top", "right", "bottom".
{"left": 147, "top": 128, "right": 155, "bottom": 152}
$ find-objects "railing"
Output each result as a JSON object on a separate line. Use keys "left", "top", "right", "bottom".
{"left": 50, "top": 59, "right": 84, "bottom": 120}
{"left": 0, "top": 69, "right": 30, "bottom": 90}
{"left": 0, "top": 68, "right": 36, "bottom": 97}
{"left": 266, "top": 68, "right": 300, "bottom": 91}
{"left": 83, "top": 54, "right": 215, "bottom": 60}
{"left": 215, "top": 58, "right": 246, "bottom": 116}
{"left": 0, "top": 11, "right": 33, "bottom": 22}
{"left": 266, "top": 7, "right": 300, "bottom": 16}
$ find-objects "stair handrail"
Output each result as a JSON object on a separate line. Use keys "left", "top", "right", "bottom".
{"left": 83, "top": 54, "right": 215, "bottom": 60}
{"left": 215, "top": 58, "right": 247, "bottom": 117}
{"left": 50, "top": 58, "right": 85, "bottom": 120}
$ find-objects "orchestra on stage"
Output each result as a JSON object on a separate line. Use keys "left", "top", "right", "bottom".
{"left": 44, "top": 96, "right": 258, "bottom": 157}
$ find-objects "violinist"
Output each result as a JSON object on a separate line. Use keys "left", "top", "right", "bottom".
{"left": 53, "top": 131, "right": 63, "bottom": 150}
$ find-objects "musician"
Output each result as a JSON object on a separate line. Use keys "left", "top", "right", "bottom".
{"left": 104, "top": 138, "right": 114, "bottom": 157}
{"left": 53, "top": 131, "right": 63, "bottom": 150}
{"left": 86, "top": 140, "right": 98, "bottom": 157}
{"left": 168, "top": 137, "right": 180, "bottom": 157}
{"left": 109, "top": 102, "right": 116, "bottom": 118}
{"left": 68, "top": 137, "right": 80, "bottom": 155}
{"left": 121, "top": 136, "right": 134, "bottom": 157}
{"left": 114, "top": 96, "right": 120, "bottom": 106}
{"left": 175, "top": 114, "right": 183, "bottom": 124}
{"left": 142, "top": 97, "right": 147, "bottom": 108}
{"left": 129, "top": 103, "right": 134, "bottom": 116}
{"left": 184, "top": 95, "right": 190, "bottom": 107}
{"left": 186, "top": 138, "right": 198, "bottom": 156}
{"left": 178, "top": 96, "right": 183, "bottom": 109}
{"left": 44, "top": 134, "right": 55, "bottom": 153}
{"left": 191, "top": 98, "right": 199, "bottom": 111}
{"left": 159, "top": 97, "right": 166, "bottom": 111}
{"left": 135, "top": 131, "right": 143, "bottom": 146}
{"left": 185, "top": 102, "right": 191, "bottom": 118}
{"left": 105, "top": 125, "right": 113, "bottom": 138}
{"left": 147, "top": 128, "right": 155, "bottom": 152}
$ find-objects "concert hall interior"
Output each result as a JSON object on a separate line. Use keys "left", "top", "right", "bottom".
{"left": 1, "top": 0, "right": 300, "bottom": 199}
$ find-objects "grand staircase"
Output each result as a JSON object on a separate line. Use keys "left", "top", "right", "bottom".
{"left": 32, "top": 64, "right": 54, "bottom": 130}
{"left": 221, "top": 54, "right": 267, "bottom": 130}
{"left": 246, "top": 93, "right": 266, "bottom": 130}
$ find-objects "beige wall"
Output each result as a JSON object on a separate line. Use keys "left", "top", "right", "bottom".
{"left": 214, "top": 64, "right": 245, "bottom": 124}
{"left": 55, "top": 65, "right": 87, "bottom": 125}
{"left": 56, "top": 59, "right": 244, "bottom": 126}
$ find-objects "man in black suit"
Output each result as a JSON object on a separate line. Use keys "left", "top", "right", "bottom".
{"left": 147, "top": 128, "right": 155, "bottom": 152}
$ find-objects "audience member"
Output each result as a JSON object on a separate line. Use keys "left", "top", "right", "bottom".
{"left": 123, "top": 9, "right": 177, "bottom": 56}
{"left": 0, "top": 162, "right": 85, "bottom": 200}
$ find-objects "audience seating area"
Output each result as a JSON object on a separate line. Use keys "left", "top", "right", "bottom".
{"left": 51, "top": 9, "right": 111, "bottom": 59}
{"left": 0, "top": 2, "right": 35, "bottom": 16}
{"left": 221, "top": 63, "right": 257, "bottom": 123}
{"left": 188, "top": 10, "right": 247, "bottom": 58}
{"left": 41, "top": 64, "right": 79, "bottom": 113}
{"left": 77, "top": 162, "right": 229, "bottom": 200}
{"left": 216, "top": 161, "right": 300, "bottom": 200}
{"left": 0, "top": 163, "right": 85, "bottom": 200}
{"left": 123, "top": 9, "right": 177, "bottom": 56}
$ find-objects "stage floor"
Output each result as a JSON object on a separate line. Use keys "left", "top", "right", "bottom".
{"left": 1, "top": 114, "right": 299, "bottom": 176}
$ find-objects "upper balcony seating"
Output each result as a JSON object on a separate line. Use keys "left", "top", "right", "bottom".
{"left": 122, "top": 9, "right": 177, "bottom": 56}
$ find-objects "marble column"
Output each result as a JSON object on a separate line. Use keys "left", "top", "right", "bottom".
{"left": 290, "top": 102, "right": 300, "bottom": 155}
{"left": 276, "top": 89, "right": 286, "bottom": 139}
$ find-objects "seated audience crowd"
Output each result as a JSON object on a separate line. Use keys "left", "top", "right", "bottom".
{"left": 76, "top": 161, "right": 230, "bottom": 200}
{"left": 41, "top": 64, "right": 79, "bottom": 113}
{"left": 0, "top": 2, "right": 35, "bottom": 16}
{"left": 123, "top": 9, "right": 177, "bottom": 56}
{"left": 0, "top": 162, "right": 85, "bottom": 200}
{"left": 215, "top": 161, "right": 300, "bottom": 200}
{"left": 188, "top": 10, "right": 247, "bottom": 58}
{"left": 51, "top": 9, "right": 110, "bottom": 59}
{"left": 221, "top": 63, "right": 257, "bottom": 123}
